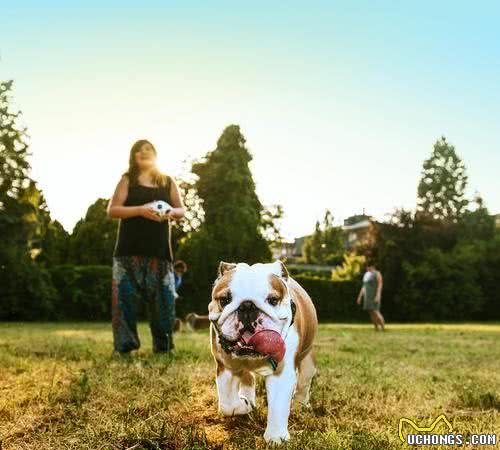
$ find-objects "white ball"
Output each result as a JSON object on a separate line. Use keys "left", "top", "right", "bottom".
{"left": 152, "top": 200, "right": 172, "bottom": 216}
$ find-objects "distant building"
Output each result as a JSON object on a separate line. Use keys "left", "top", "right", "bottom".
{"left": 493, "top": 213, "right": 500, "bottom": 228}
{"left": 273, "top": 215, "right": 375, "bottom": 261}
{"left": 343, "top": 214, "right": 372, "bottom": 226}
{"left": 342, "top": 214, "right": 373, "bottom": 250}
{"left": 271, "top": 235, "right": 309, "bottom": 260}
{"left": 292, "top": 236, "right": 308, "bottom": 257}
{"left": 271, "top": 241, "right": 294, "bottom": 260}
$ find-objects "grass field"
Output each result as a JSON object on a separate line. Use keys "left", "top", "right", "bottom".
{"left": 0, "top": 322, "right": 499, "bottom": 450}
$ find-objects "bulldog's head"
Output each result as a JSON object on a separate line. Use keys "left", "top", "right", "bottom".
{"left": 209, "top": 261, "right": 294, "bottom": 358}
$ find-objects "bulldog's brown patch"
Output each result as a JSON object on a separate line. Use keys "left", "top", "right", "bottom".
{"left": 212, "top": 279, "right": 231, "bottom": 300}
{"left": 287, "top": 278, "right": 318, "bottom": 368}
{"left": 212, "top": 273, "right": 232, "bottom": 298}
{"left": 240, "top": 370, "right": 254, "bottom": 387}
{"left": 216, "top": 359, "right": 225, "bottom": 376}
{"left": 268, "top": 274, "right": 317, "bottom": 369}
{"left": 269, "top": 275, "right": 287, "bottom": 302}
{"left": 209, "top": 270, "right": 235, "bottom": 315}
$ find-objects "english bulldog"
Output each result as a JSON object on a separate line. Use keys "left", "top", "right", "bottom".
{"left": 209, "top": 260, "right": 318, "bottom": 444}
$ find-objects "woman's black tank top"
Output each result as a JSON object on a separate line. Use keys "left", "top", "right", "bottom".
{"left": 113, "top": 177, "right": 172, "bottom": 260}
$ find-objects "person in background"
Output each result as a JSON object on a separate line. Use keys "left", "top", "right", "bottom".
{"left": 356, "top": 260, "right": 385, "bottom": 331}
{"left": 107, "top": 139, "right": 185, "bottom": 354}
{"left": 173, "top": 260, "right": 188, "bottom": 291}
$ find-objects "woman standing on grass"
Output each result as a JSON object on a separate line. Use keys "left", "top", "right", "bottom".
{"left": 356, "top": 260, "right": 385, "bottom": 331}
{"left": 107, "top": 139, "right": 185, "bottom": 354}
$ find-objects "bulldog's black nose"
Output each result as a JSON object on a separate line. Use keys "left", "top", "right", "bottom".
{"left": 237, "top": 301, "right": 259, "bottom": 330}
{"left": 239, "top": 301, "right": 257, "bottom": 312}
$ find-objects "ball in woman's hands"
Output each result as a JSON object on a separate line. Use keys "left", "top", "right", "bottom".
{"left": 248, "top": 329, "right": 286, "bottom": 363}
{"left": 152, "top": 200, "right": 172, "bottom": 217}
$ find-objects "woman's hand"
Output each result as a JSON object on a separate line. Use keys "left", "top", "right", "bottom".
{"left": 356, "top": 287, "right": 364, "bottom": 305}
{"left": 161, "top": 211, "right": 173, "bottom": 221}
{"left": 139, "top": 203, "right": 162, "bottom": 222}
{"left": 160, "top": 208, "right": 183, "bottom": 221}
{"left": 168, "top": 179, "right": 186, "bottom": 220}
{"left": 374, "top": 293, "right": 381, "bottom": 304}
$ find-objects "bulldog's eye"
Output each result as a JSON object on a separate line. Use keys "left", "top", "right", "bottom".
{"left": 218, "top": 293, "right": 232, "bottom": 308}
{"left": 267, "top": 295, "right": 280, "bottom": 306}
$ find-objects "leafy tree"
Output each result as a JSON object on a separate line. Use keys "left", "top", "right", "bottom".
{"left": 177, "top": 125, "right": 271, "bottom": 313}
{"left": 191, "top": 124, "right": 270, "bottom": 264}
{"left": 0, "top": 80, "right": 32, "bottom": 246}
{"left": 39, "top": 219, "right": 70, "bottom": 266}
{"left": 261, "top": 204, "right": 284, "bottom": 245}
{"left": 0, "top": 82, "right": 53, "bottom": 258}
{"left": 417, "top": 136, "right": 468, "bottom": 221}
{"left": 18, "top": 180, "right": 51, "bottom": 258}
{"left": 176, "top": 178, "right": 204, "bottom": 234}
{"left": 458, "top": 194, "right": 495, "bottom": 241}
{"left": 69, "top": 198, "right": 118, "bottom": 265}
{"left": 303, "top": 210, "right": 343, "bottom": 265}
{"left": 303, "top": 220, "right": 323, "bottom": 263}
{"left": 0, "top": 81, "right": 30, "bottom": 203}
{"left": 0, "top": 80, "right": 57, "bottom": 319}
{"left": 170, "top": 177, "right": 205, "bottom": 256}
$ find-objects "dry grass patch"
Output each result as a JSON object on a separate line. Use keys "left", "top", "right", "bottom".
{"left": 0, "top": 322, "right": 499, "bottom": 449}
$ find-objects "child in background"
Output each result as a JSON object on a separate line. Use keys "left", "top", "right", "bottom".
{"left": 173, "top": 260, "right": 188, "bottom": 291}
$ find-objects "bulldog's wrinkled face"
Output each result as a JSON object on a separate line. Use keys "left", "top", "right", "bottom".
{"left": 209, "top": 261, "right": 293, "bottom": 358}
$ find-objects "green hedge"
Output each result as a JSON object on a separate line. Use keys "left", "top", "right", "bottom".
{"left": 0, "top": 256, "right": 58, "bottom": 321}
{"left": 15, "top": 259, "right": 498, "bottom": 322}
{"left": 176, "top": 272, "right": 365, "bottom": 322}
{"left": 49, "top": 265, "right": 112, "bottom": 320}
{"left": 44, "top": 265, "right": 364, "bottom": 323}
{"left": 288, "top": 267, "right": 332, "bottom": 280}
{"left": 293, "top": 276, "right": 365, "bottom": 322}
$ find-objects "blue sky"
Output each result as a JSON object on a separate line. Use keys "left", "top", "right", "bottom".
{"left": 1, "top": 1, "right": 499, "bottom": 238}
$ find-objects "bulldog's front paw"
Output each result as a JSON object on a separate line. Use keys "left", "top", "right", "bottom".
{"left": 263, "top": 427, "right": 290, "bottom": 445}
{"left": 219, "top": 396, "right": 254, "bottom": 416}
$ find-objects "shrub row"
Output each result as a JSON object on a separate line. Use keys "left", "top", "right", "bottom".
{"left": 49, "top": 265, "right": 112, "bottom": 320}
{"left": 3, "top": 261, "right": 498, "bottom": 322}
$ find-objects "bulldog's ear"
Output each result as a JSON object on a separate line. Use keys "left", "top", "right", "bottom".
{"left": 218, "top": 261, "right": 237, "bottom": 277}
{"left": 273, "top": 260, "right": 289, "bottom": 280}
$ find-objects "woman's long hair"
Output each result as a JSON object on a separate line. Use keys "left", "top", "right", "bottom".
{"left": 125, "top": 139, "right": 168, "bottom": 187}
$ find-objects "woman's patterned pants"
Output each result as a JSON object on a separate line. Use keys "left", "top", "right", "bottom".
{"left": 112, "top": 256, "right": 176, "bottom": 353}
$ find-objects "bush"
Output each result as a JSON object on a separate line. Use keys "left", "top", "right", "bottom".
{"left": 288, "top": 267, "right": 332, "bottom": 280}
{"left": 397, "top": 246, "right": 484, "bottom": 321}
{"left": 362, "top": 212, "right": 500, "bottom": 322}
{"left": 387, "top": 238, "right": 500, "bottom": 322}
{"left": 477, "top": 236, "right": 500, "bottom": 320}
{"left": 10, "top": 236, "right": 498, "bottom": 323}
{"left": 0, "top": 253, "right": 58, "bottom": 320}
{"left": 176, "top": 271, "right": 364, "bottom": 323}
{"left": 49, "top": 265, "right": 112, "bottom": 320}
{"left": 293, "top": 276, "right": 365, "bottom": 322}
